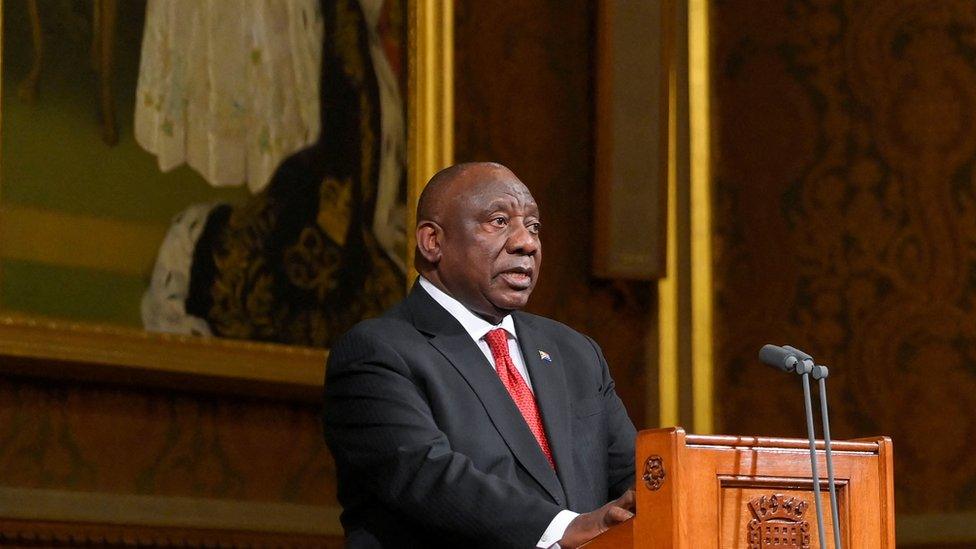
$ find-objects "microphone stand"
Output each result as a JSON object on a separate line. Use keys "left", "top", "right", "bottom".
{"left": 760, "top": 344, "right": 843, "bottom": 549}
{"left": 795, "top": 357, "right": 828, "bottom": 549}
{"left": 813, "top": 364, "right": 842, "bottom": 549}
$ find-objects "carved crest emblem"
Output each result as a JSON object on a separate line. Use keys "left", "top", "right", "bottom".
{"left": 642, "top": 455, "right": 666, "bottom": 491}
{"left": 747, "top": 494, "right": 811, "bottom": 549}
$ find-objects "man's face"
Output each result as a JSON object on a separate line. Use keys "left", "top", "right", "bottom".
{"left": 436, "top": 168, "right": 542, "bottom": 321}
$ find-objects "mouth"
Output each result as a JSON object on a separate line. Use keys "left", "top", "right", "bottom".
{"left": 498, "top": 266, "right": 534, "bottom": 290}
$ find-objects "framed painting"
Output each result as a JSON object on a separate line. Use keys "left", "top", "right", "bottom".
{"left": 0, "top": 0, "right": 453, "bottom": 400}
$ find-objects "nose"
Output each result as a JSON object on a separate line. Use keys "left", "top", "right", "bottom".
{"left": 507, "top": 222, "right": 540, "bottom": 255}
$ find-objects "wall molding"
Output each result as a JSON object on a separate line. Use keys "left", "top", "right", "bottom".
{"left": 0, "top": 487, "right": 341, "bottom": 534}
{"left": 897, "top": 512, "right": 976, "bottom": 545}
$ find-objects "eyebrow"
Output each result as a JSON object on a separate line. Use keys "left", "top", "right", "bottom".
{"left": 481, "top": 198, "right": 539, "bottom": 214}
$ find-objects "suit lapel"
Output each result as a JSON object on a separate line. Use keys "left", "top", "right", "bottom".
{"left": 514, "top": 312, "right": 578, "bottom": 506}
{"left": 405, "top": 285, "right": 565, "bottom": 505}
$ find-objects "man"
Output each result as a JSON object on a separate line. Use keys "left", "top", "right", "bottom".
{"left": 323, "top": 162, "right": 637, "bottom": 548}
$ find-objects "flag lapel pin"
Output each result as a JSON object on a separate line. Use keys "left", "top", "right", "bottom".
{"left": 538, "top": 350, "right": 552, "bottom": 363}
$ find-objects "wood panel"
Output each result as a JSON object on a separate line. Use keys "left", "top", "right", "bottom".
{"left": 454, "top": 0, "right": 653, "bottom": 427}
{"left": 588, "top": 428, "right": 894, "bottom": 548}
{"left": 0, "top": 518, "right": 342, "bottom": 548}
{"left": 0, "top": 376, "right": 334, "bottom": 505}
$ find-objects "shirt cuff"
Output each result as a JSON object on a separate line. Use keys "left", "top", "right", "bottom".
{"left": 537, "top": 509, "right": 580, "bottom": 548}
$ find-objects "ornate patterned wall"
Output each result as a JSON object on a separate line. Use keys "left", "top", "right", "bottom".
{"left": 711, "top": 0, "right": 976, "bottom": 517}
{"left": 0, "top": 377, "right": 332, "bottom": 504}
{"left": 0, "top": 372, "right": 338, "bottom": 546}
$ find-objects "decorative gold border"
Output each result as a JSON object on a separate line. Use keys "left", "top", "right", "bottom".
{"left": 657, "top": 0, "right": 680, "bottom": 428}
{"left": 0, "top": 1, "right": 454, "bottom": 400}
{"left": 688, "top": 0, "right": 714, "bottom": 434}
{"left": 656, "top": 0, "right": 714, "bottom": 433}
{"left": 407, "top": 0, "right": 454, "bottom": 280}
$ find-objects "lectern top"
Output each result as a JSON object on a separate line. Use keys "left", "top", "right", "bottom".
{"left": 683, "top": 432, "right": 886, "bottom": 453}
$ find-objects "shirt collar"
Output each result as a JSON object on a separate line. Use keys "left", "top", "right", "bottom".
{"left": 418, "top": 276, "right": 517, "bottom": 342}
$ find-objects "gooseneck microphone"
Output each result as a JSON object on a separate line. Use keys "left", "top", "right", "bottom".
{"left": 809, "top": 363, "right": 842, "bottom": 549}
{"left": 783, "top": 345, "right": 842, "bottom": 549}
{"left": 758, "top": 344, "right": 800, "bottom": 372}
{"left": 759, "top": 344, "right": 826, "bottom": 548}
{"left": 758, "top": 344, "right": 842, "bottom": 549}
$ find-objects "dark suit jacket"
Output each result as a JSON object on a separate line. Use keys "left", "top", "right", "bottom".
{"left": 323, "top": 283, "right": 636, "bottom": 548}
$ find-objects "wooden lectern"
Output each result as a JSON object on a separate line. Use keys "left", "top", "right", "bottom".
{"left": 584, "top": 427, "right": 895, "bottom": 548}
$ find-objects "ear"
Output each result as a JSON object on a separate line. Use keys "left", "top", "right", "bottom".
{"left": 416, "top": 221, "right": 443, "bottom": 264}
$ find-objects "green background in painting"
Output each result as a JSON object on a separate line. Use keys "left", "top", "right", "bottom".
{"left": 1, "top": 0, "right": 250, "bottom": 326}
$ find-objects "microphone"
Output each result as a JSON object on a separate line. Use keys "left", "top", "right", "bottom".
{"left": 813, "top": 364, "right": 842, "bottom": 549}
{"left": 758, "top": 344, "right": 830, "bottom": 549}
{"left": 783, "top": 345, "right": 815, "bottom": 375}
{"left": 758, "top": 344, "right": 799, "bottom": 372}
{"left": 797, "top": 357, "right": 828, "bottom": 549}
{"left": 784, "top": 347, "right": 842, "bottom": 549}
{"left": 783, "top": 344, "right": 814, "bottom": 365}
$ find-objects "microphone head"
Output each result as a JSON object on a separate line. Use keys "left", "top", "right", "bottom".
{"left": 782, "top": 345, "right": 813, "bottom": 362}
{"left": 758, "top": 344, "right": 799, "bottom": 372}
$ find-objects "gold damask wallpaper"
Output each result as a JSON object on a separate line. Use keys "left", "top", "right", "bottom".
{"left": 712, "top": 0, "right": 976, "bottom": 515}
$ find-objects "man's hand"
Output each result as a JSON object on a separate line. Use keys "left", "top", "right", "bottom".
{"left": 559, "top": 490, "right": 635, "bottom": 548}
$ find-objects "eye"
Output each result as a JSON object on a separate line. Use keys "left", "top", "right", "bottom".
{"left": 528, "top": 222, "right": 541, "bottom": 235}
{"left": 490, "top": 216, "right": 508, "bottom": 227}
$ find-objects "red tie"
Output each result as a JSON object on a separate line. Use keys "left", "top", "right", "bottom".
{"left": 484, "top": 328, "right": 555, "bottom": 469}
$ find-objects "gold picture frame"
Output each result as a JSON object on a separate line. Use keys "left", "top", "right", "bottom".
{"left": 0, "top": 0, "right": 453, "bottom": 401}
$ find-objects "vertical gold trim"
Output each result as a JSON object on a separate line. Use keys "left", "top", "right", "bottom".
{"left": 689, "top": 0, "right": 713, "bottom": 433}
{"left": 1, "top": 0, "right": 5, "bottom": 305}
{"left": 657, "top": 0, "right": 680, "bottom": 428}
{"left": 657, "top": 160, "right": 679, "bottom": 428}
{"left": 407, "top": 0, "right": 454, "bottom": 284}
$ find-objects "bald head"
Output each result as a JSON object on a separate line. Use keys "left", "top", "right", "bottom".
{"left": 417, "top": 162, "right": 512, "bottom": 225}
{"left": 414, "top": 162, "right": 542, "bottom": 323}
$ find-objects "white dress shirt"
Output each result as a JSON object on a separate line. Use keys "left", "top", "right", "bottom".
{"left": 418, "top": 277, "right": 578, "bottom": 548}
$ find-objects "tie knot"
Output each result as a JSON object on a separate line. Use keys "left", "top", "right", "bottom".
{"left": 485, "top": 328, "right": 510, "bottom": 360}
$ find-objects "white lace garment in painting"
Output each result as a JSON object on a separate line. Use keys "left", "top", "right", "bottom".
{"left": 134, "top": 0, "right": 324, "bottom": 193}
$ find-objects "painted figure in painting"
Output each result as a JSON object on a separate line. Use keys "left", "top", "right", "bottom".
{"left": 140, "top": 0, "right": 407, "bottom": 347}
